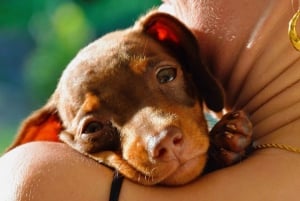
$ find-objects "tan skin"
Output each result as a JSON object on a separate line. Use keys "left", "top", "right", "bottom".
{"left": 1, "top": 0, "right": 300, "bottom": 200}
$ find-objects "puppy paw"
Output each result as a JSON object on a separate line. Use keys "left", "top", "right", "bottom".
{"left": 208, "top": 110, "right": 253, "bottom": 168}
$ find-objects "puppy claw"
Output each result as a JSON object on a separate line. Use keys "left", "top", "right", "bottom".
{"left": 225, "top": 132, "right": 234, "bottom": 139}
{"left": 230, "top": 111, "right": 240, "bottom": 118}
{"left": 225, "top": 123, "right": 237, "bottom": 131}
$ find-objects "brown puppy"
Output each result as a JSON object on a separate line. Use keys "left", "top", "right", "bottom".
{"left": 8, "top": 11, "right": 252, "bottom": 185}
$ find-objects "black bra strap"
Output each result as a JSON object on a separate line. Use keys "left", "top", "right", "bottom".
{"left": 109, "top": 171, "right": 124, "bottom": 201}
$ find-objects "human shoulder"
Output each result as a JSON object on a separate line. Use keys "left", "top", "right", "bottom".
{"left": 0, "top": 142, "right": 113, "bottom": 201}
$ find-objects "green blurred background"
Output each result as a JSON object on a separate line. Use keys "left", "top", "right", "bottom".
{"left": 0, "top": 0, "right": 160, "bottom": 153}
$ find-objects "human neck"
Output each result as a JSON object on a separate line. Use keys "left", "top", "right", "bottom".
{"left": 205, "top": 1, "right": 300, "bottom": 139}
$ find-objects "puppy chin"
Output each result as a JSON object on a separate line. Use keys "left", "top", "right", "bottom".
{"left": 161, "top": 154, "right": 207, "bottom": 185}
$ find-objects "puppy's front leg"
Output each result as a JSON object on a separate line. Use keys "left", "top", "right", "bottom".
{"left": 206, "top": 110, "right": 253, "bottom": 171}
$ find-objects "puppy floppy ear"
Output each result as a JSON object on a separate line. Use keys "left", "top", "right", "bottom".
{"left": 7, "top": 101, "right": 63, "bottom": 151}
{"left": 137, "top": 11, "right": 224, "bottom": 112}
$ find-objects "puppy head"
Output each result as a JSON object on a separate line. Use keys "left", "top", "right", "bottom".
{"left": 8, "top": 11, "right": 224, "bottom": 185}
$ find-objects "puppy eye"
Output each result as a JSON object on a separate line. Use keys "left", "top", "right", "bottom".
{"left": 156, "top": 67, "right": 177, "bottom": 84}
{"left": 82, "top": 122, "right": 103, "bottom": 134}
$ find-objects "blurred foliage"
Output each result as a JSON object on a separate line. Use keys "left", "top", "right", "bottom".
{"left": 25, "top": 1, "right": 94, "bottom": 104}
{"left": 0, "top": 0, "right": 160, "bottom": 153}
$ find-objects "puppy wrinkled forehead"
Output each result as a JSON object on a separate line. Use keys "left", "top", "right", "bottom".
{"left": 56, "top": 30, "right": 160, "bottom": 106}
{"left": 61, "top": 31, "right": 154, "bottom": 79}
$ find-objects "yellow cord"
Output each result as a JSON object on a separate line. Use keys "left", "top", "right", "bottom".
{"left": 253, "top": 143, "right": 300, "bottom": 153}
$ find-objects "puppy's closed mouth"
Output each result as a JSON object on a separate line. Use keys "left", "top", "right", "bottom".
{"left": 135, "top": 153, "right": 207, "bottom": 185}
{"left": 88, "top": 147, "right": 207, "bottom": 185}
{"left": 162, "top": 154, "right": 207, "bottom": 185}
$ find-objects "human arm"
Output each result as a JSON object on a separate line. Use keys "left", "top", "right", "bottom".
{"left": 1, "top": 141, "right": 300, "bottom": 201}
{"left": 0, "top": 142, "right": 112, "bottom": 201}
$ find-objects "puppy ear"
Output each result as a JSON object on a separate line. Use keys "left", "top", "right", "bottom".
{"left": 137, "top": 11, "right": 224, "bottom": 112}
{"left": 7, "top": 102, "right": 63, "bottom": 151}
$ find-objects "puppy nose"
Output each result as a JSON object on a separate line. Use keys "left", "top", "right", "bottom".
{"left": 148, "top": 127, "right": 183, "bottom": 161}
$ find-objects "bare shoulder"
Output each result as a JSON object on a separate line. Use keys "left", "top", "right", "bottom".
{"left": 1, "top": 142, "right": 300, "bottom": 201}
{"left": 0, "top": 142, "right": 114, "bottom": 201}
{"left": 121, "top": 149, "right": 300, "bottom": 201}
